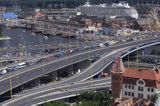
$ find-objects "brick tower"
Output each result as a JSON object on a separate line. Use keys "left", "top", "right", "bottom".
{"left": 111, "top": 57, "right": 125, "bottom": 100}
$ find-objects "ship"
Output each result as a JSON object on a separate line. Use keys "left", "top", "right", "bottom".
{"left": 76, "top": 1, "right": 138, "bottom": 19}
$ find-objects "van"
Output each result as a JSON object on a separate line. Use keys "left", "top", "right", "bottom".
{"left": 17, "top": 62, "right": 26, "bottom": 69}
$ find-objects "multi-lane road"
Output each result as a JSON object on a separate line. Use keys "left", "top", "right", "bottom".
{"left": 1, "top": 78, "right": 111, "bottom": 106}
{"left": 0, "top": 37, "right": 159, "bottom": 96}
{"left": 0, "top": 37, "right": 160, "bottom": 106}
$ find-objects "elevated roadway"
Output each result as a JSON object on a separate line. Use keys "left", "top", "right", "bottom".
{"left": 0, "top": 37, "right": 159, "bottom": 96}
{"left": 124, "top": 62, "right": 155, "bottom": 68}
{"left": 1, "top": 37, "right": 160, "bottom": 105}
{"left": 137, "top": 54, "right": 160, "bottom": 60}
{"left": 1, "top": 78, "right": 111, "bottom": 106}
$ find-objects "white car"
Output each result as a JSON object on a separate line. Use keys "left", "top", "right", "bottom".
{"left": 0, "top": 69, "right": 7, "bottom": 75}
{"left": 17, "top": 62, "right": 26, "bottom": 69}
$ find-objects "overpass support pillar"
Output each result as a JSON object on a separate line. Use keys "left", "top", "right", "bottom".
{"left": 51, "top": 71, "right": 58, "bottom": 81}
{"left": 33, "top": 78, "right": 41, "bottom": 87}
{"left": 73, "top": 60, "right": 91, "bottom": 73}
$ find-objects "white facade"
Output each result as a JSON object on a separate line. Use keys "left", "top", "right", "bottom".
{"left": 122, "top": 79, "right": 160, "bottom": 99}
{"left": 116, "top": 28, "right": 139, "bottom": 36}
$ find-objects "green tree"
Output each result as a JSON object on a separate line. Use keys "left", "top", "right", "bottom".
{"left": 43, "top": 101, "right": 69, "bottom": 106}
{"left": 76, "top": 101, "right": 99, "bottom": 106}
{"left": 79, "top": 91, "right": 111, "bottom": 106}
{"left": 149, "top": 93, "right": 160, "bottom": 106}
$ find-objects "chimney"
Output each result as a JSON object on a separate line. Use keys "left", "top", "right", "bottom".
{"left": 138, "top": 69, "right": 142, "bottom": 72}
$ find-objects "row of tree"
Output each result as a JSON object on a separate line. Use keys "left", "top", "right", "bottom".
{"left": 42, "top": 91, "right": 112, "bottom": 106}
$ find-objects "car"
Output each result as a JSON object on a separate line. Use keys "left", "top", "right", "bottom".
{"left": 0, "top": 69, "right": 7, "bottom": 75}
{"left": 7, "top": 66, "right": 18, "bottom": 72}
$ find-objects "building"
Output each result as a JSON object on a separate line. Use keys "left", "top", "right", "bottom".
{"left": 111, "top": 57, "right": 160, "bottom": 105}
{"left": 116, "top": 28, "right": 139, "bottom": 36}
{"left": 123, "top": 68, "right": 160, "bottom": 99}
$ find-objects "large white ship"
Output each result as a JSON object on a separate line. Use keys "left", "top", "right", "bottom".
{"left": 76, "top": 1, "right": 138, "bottom": 19}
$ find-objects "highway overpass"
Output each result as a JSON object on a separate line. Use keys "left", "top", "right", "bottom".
{"left": 14, "top": 38, "right": 160, "bottom": 99}
{"left": 1, "top": 37, "right": 160, "bottom": 105}
{"left": 1, "top": 78, "right": 111, "bottom": 106}
{"left": 0, "top": 37, "right": 159, "bottom": 96}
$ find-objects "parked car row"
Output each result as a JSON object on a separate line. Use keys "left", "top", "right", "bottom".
{"left": 0, "top": 62, "right": 28, "bottom": 75}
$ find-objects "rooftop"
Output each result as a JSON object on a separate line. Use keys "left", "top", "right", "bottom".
{"left": 123, "top": 68, "right": 160, "bottom": 81}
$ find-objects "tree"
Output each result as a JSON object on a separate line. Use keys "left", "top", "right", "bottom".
{"left": 43, "top": 101, "right": 69, "bottom": 106}
{"left": 79, "top": 91, "right": 112, "bottom": 106}
{"left": 150, "top": 94, "right": 160, "bottom": 106}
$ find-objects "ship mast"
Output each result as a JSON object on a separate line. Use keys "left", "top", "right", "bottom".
{"left": 86, "top": 0, "right": 90, "bottom": 5}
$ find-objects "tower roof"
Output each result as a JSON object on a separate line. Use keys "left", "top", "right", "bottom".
{"left": 112, "top": 57, "right": 125, "bottom": 73}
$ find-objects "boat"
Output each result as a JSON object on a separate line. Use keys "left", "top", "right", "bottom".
{"left": 43, "top": 36, "right": 48, "bottom": 40}
{"left": 76, "top": 1, "right": 138, "bottom": 19}
{"left": 31, "top": 32, "right": 36, "bottom": 36}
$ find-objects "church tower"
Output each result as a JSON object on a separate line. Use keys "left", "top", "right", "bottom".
{"left": 111, "top": 57, "right": 125, "bottom": 100}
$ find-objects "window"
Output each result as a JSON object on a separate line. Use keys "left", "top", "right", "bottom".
{"left": 132, "top": 92, "right": 134, "bottom": 97}
{"left": 148, "top": 88, "right": 150, "bottom": 92}
{"left": 138, "top": 93, "right": 143, "bottom": 98}
{"left": 151, "top": 88, "right": 154, "bottom": 92}
{"left": 138, "top": 80, "right": 143, "bottom": 84}
{"left": 141, "top": 94, "right": 143, "bottom": 98}
{"left": 128, "top": 92, "right": 131, "bottom": 96}
{"left": 137, "top": 79, "right": 145, "bottom": 85}
{"left": 125, "top": 85, "right": 127, "bottom": 88}
{"left": 132, "top": 86, "right": 134, "bottom": 89}
{"left": 125, "top": 91, "right": 127, "bottom": 96}
{"left": 129, "top": 85, "right": 131, "bottom": 89}
{"left": 138, "top": 87, "right": 143, "bottom": 91}
{"left": 147, "top": 95, "right": 150, "bottom": 99}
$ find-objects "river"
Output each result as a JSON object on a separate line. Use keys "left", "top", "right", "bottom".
{"left": 0, "top": 28, "right": 78, "bottom": 48}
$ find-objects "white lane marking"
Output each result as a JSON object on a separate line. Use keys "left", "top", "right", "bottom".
{"left": 1, "top": 79, "right": 111, "bottom": 106}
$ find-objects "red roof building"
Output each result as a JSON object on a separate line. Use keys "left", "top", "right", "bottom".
{"left": 122, "top": 68, "right": 160, "bottom": 99}
{"left": 111, "top": 58, "right": 160, "bottom": 105}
